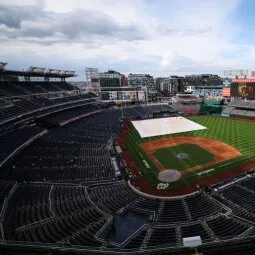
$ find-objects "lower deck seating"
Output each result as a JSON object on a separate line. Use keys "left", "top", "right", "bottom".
{"left": 4, "top": 184, "right": 52, "bottom": 230}
{"left": 181, "top": 223, "right": 211, "bottom": 243}
{"left": 157, "top": 200, "right": 188, "bottom": 223}
{"left": 239, "top": 177, "right": 255, "bottom": 192}
{"left": 186, "top": 193, "right": 222, "bottom": 220}
{"left": 0, "top": 125, "right": 45, "bottom": 164}
{"left": 222, "top": 185, "right": 255, "bottom": 213}
{"left": 88, "top": 183, "right": 139, "bottom": 213}
{"left": 124, "top": 229, "right": 147, "bottom": 249}
{"left": 0, "top": 182, "right": 15, "bottom": 213}
{"left": 3, "top": 183, "right": 106, "bottom": 246}
{"left": 148, "top": 228, "right": 176, "bottom": 247}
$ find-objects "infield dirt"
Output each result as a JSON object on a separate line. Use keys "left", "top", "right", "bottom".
{"left": 141, "top": 137, "right": 241, "bottom": 174}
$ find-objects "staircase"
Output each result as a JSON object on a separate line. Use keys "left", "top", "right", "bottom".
{"left": 202, "top": 220, "right": 218, "bottom": 241}
{"left": 156, "top": 200, "right": 165, "bottom": 221}
{"left": 140, "top": 227, "right": 153, "bottom": 249}
{"left": 182, "top": 199, "right": 192, "bottom": 220}
{"left": 175, "top": 225, "right": 182, "bottom": 245}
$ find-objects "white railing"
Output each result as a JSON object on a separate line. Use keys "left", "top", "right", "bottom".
{"left": 48, "top": 185, "right": 55, "bottom": 217}
{"left": 0, "top": 130, "right": 48, "bottom": 168}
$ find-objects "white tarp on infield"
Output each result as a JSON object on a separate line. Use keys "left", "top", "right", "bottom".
{"left": 131, "top": 117, "right": 207, "bottom": 138}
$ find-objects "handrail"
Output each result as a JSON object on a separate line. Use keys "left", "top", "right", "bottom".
{"left": 0, "top": 130, "right": 48, "bottom": 168}
{"left": 48, "top": 185, "right": 55, "bottom": 217}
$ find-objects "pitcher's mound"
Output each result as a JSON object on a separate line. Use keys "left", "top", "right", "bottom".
{"left": 158, "top": 169, "right": 182, "bottom": 182}
{"left": 177, "top": 153, "right": 189, "bottom": 159}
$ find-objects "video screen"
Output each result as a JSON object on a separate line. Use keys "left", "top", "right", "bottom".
{"left": 231, "top": 83, "right": 255, "bottom": 99}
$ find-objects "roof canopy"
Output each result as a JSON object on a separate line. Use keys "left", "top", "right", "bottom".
{"left": 0, "top": 63, "right": 76, "bottom": 78}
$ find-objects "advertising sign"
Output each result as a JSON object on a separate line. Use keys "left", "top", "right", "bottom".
{"left": 224, "top": 69, "right": 248, "bottom": 76}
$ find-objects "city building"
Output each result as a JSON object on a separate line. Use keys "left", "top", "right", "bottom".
{"left": 99, "top": 70, "right": 122, "bottom": 88}
{"left": 155, "top": 76, "right": 185, "bottom": 95}
{"left": 183, "top": 74, "right": 223, "bottom": 88}
{"left": 121, "top": 74, "right": 127, "bottom": 87}
{"left": 128, "top": 73, "right": 155, "bottom": 96}
{"left": 85, "top": 67, "right": 100, "bottom": 92}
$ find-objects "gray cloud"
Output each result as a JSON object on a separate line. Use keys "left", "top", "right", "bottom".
{"left": 0, "top": 3, "right": 148, "bottom": 45}
{"left": 0, "top": 4, "right": 45, "bottom": 29}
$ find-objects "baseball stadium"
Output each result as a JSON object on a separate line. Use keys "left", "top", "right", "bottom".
{"left": 2, "top": 64, "right": 255, "bottom": 255}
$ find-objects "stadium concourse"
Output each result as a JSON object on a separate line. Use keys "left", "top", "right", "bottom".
{"left": 1, "top": 79, "right": 255, "bottom": 255}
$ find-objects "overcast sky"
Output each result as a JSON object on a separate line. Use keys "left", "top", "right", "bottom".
{"left": 0, "top": 0, "right": 255, "bottom": 80}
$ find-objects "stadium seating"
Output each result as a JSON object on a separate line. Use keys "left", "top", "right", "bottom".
{"left": 89, "top": 182, "right": 139, "bottom": 212}
{"left": 0, "top": 82, "right": 78, "bottom": 97}
{"left": 147, "top": 227, "right": 177, "bottom": 247}
{"left": 157, "top": 200, "right": 188, "bottom": 223}
{"left": 0, "top": 182, "right": 15, "bottom": 214}
{"left": 0, "top": 125, "right": 46, "bottom": 164}
{"left": 223, "top": 99, "right": 255, "bottom": 118}
{"left": 0, "top": 77, "right": 98, "bottom": 125}
{"left": 206, "top": 216, "right": 249, "bottom": 240}
{"left": 1, "top": 103, "right": 255, "bottom": 254}
{"left": 172, "top": 94, "right": 200, "bottom": 115}
{"left": 221, "top": 185, "right": 255, "bottom": 213}
{"left": 229, "top": 99, "right": 255, "bottom": 109}
{"left": 185, "top": 193, "right": 223, "bottom": 220}
{"left": 181, "top": 223, "right": 212, "bottom": 243}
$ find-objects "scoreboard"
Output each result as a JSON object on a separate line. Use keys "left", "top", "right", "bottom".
{"left": 231, "top": 79, "right": 255, "bottom": 99}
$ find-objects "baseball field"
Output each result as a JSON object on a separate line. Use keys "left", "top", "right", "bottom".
{"left": 123, "top": 116, "right": 255, "bottom": 195}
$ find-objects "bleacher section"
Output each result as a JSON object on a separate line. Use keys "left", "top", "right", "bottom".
{"left": 0, "top": 82, "right": 77, "bottom": 97}
{"left": 172, "top": 94, "right": 201, "bottom": 115}
{"left": 0, "top": 125, "right": 46, "bottom": 164}
{"left": 223, "top": 99, "right": 255, "bottom": 118}
{"left": 123, "top": 104, "right": 176, "bottom": 118}
{"left": 206, "top": 216, "right": 249, "bottom": 240}
{"left": 0, "top": 93, "right": 98, "bottom": 125}
{"left": 147, "top": 227, "right": 176, "bottom": 247}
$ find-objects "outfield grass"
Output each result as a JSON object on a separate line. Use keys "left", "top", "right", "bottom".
{"left": 125, "top": 116, "right": 255, "bottom": 189}
{"left": 153, "top": 144, "right": 214, "bottom": 171}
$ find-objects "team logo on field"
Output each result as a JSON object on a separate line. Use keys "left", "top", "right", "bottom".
{"left": 157, "top": 183, "right": 169, "bottom": 189}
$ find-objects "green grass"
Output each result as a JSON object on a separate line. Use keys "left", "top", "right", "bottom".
{"left": 125, "top": 116, "right": 255, "bottom": 190}
{"left": 153, "top": 144, "right": 214, "bottom": 171}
